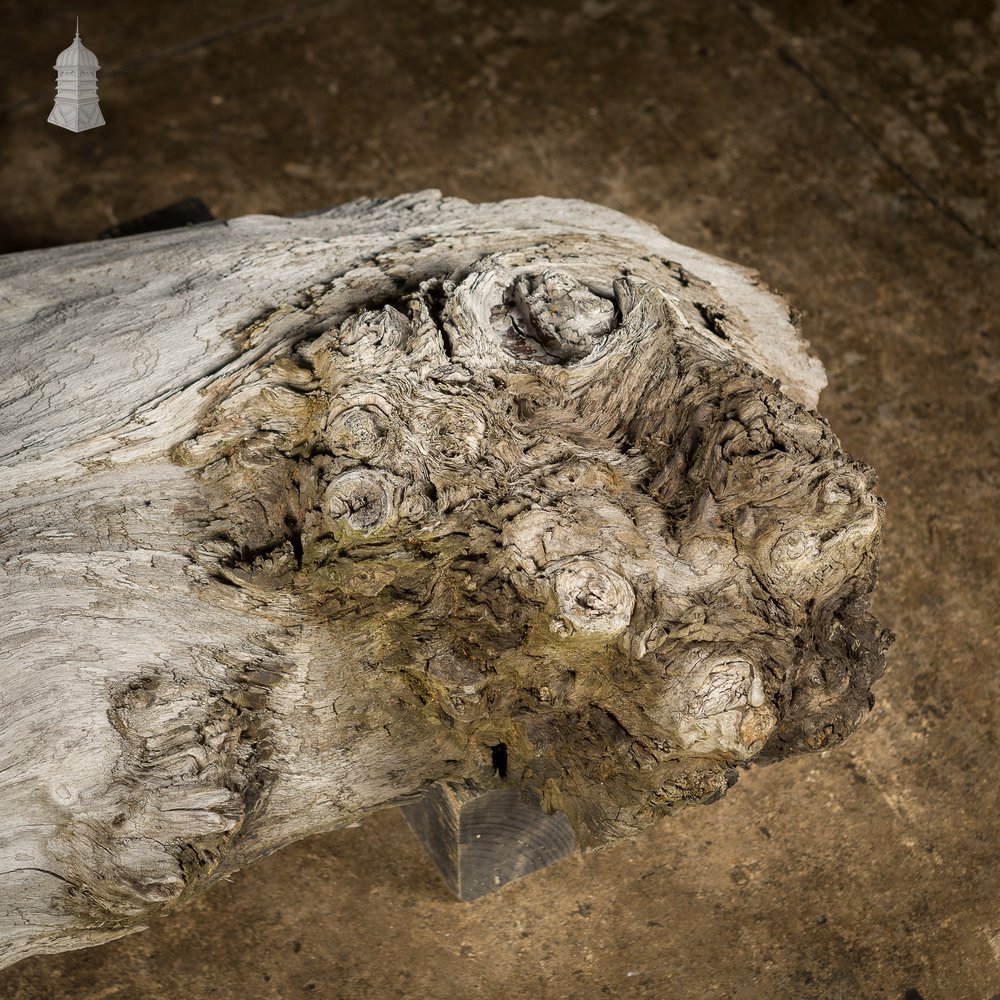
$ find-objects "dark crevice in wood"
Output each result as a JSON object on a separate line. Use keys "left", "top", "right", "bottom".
{"left": 490, "top": 743, "right": 509, "bottom": 778}
{"left": 694, "top": 301, "right": 730, "bottom": 340}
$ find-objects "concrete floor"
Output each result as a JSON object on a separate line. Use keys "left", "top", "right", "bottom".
{"left": 1, "top": 1, "right": 998, "bottom": 997}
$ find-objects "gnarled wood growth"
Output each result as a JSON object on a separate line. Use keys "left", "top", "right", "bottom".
{"left": 0, "top": 191, "right": 890, "bottom": 969}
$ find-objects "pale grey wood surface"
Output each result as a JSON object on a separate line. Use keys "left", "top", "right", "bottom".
{"left": 0, "top": 191, "right": 886, "bottom": 970}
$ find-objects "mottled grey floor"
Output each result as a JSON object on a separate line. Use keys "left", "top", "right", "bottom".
{"left": 0, "top": 1, "right": 997, "bottom": 998}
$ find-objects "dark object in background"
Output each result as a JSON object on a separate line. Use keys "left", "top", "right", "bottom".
{"left": 99, "top": 197, "right": 214, "bottom": 239}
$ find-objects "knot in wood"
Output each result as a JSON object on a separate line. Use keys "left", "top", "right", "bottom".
{"left": 548, "top": 558, "right": 636, "bottom": 639}
{"left": 504, "top": 268, "right": 616, "bottom": 364}
{"left": 650, "top": 648, "right": 778, "bottom": 757}
{"left": 323, "top": 468, "right": 403, "bottom": 537}
{"left": 325, "top": 402, "right": 394, "bottom": 460}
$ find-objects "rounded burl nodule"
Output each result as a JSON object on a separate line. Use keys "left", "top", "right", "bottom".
{"left": 176, "top": 235, "right": 892, "bottom": 847}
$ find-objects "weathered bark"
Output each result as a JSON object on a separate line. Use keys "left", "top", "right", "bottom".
{"left": 0, "top": 190, "right": 890, "bottom": 969}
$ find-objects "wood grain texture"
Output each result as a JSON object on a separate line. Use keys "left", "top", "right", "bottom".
{"left": 0, "top": 190, "right": 889, "bottom": 969}
{"left": 402, "top": 781, "right": 577, "bottom": 901}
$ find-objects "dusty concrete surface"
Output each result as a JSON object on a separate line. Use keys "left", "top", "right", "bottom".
{"left": 0, "top": 1, "right": 997, "bottom": 997}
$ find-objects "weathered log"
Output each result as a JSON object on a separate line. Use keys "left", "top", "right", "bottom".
{"left": 0, "top": 190, "right": 890, "bottom": 969}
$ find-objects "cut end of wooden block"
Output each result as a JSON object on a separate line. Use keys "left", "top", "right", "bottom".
{"left": 402, "top": 782, "right": 577, "bottom": 901}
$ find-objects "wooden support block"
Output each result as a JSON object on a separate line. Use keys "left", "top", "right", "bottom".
{"left": 402, "top": 781, "right": 577, "bottom": 901}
